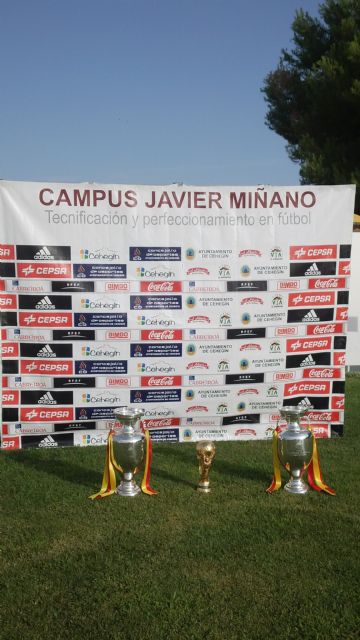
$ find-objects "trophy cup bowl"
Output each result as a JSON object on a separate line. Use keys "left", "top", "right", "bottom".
{"left": 277, "top": 405, "right": 314, "bottom": 495}
{"left": 112, "top": 407, "right": 145, "bottom": 497}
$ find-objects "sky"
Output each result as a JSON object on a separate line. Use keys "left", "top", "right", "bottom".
{"left": 0, "top": 0, "right": 322, "bottom": 187}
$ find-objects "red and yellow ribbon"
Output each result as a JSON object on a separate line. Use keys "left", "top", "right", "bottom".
{"left": 89, "top": 429, "right": 157, "bottom": 500}
{"left": 266, "top": 426, "right": 335, "bottom": 495}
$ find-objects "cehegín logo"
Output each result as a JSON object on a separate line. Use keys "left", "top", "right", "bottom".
{"left": 136, "top": 315, "right": 175, "bottom": 327}
{"left": 186, "top": 343, "right": 197, "bottom": 356}
{"left": 136, "top": 266, "right": 176, "bottom": 278}
{"left": 186, "top": 296, "right": 196, "bottom": 309}
{"left": 82, "top": 392, "right": 122, "bottom": 404}
{"left": 220, "top": 314, "right": 231, "bottom": 326}
{"left": 81, "top": 344, "right": 123, "bottom": 358}
{"left": 80, "top": 248, "right": 120, "bottom": 261}
{"left": 240, "top": 265, "right": 251, "bottom": 277}
{"left": 239, "top": 359, "right": 249, "bottom": 370}
{"left": 185, "top": 248, "right": 196, "bottom": 260}
{"left": 241, "top": 313, "right": 251, "bottom": 325}
{"left": 81, "top": 297, "right": 121, "bottom": 310}
{"left": 136, "top": 361, "right": 176, "bottom": 374}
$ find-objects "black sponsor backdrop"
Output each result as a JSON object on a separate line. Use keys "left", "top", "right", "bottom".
{"left": 0, "top": 311, "right": 17, "bottom": 326}
{"left": 289, "top": 261, "right": 336, "bottom": 277}
{"left": 21, "top": 432, "right": 74, "bottom": 448}
{"left": 54, "top": 421, "right": 96, "bottom": 432}
{"left": 51, "top": 280, "right": 95, "bottom": 292}
{"left": 21, "top": 390, "right": 74, "bottom": 405}
{"left": 0, "top": 263, "right": 16, "bottom": 277}
{"left": 227, "top": 281, "right": 268, "bottom": 292}
{"left": 52, "top": 329, "right": 96, "bottom": 340}
{"left": 20, "top": 343, "right": 73, "bottom": 358}
{"left": 18, "top": 295, "right": 72, "bottom": 310}
{"left": 16, "top": 245, "right": 71, "bottom": 260}
{"left": 54, "top": 377, "right": 97, "bottom": 388}
{"left": 340, "top": 245, "right": 351, "bottom": 259}
{"left": 286, "top": 352, "right": 331, "bottom": 368}
{"left": 227, "top": 328, "right": 267, "bottom": 339}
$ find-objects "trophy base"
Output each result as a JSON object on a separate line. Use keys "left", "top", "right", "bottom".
{"left": 197, "top": 481, "right": 211, "bottom": 493}
{"left": 116, "top": 480, "right": 141, "bottom": 497}
{"left": 284, "top": 477, "right": 309, "bottom": 495}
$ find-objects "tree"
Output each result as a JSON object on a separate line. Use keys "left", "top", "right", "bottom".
{"left": 263, "top": 0, "right": 360, "bottom": 210}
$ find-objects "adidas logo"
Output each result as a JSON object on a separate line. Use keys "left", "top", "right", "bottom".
{"left": 39, "top": 435, "right": 58, "bottom": 447}
{"left": 298, "top": 397, "right": 312, "bottom": 408}
{"left": 37, "top": 345, "right": 56, "bottom": 358}
{"left": 302, "top": 309, "right": 320, "bottom": 322}
{"left": 35, "top": 296, "right": 55, "bottom": 310}
{"left": 300, "top": 354, "right": 316, "bottom": 367}
{"left": 34, "top": 246, "right": 54, "bottom": 260}
{"left": 38, "top": 392, "right": 57, "bottom": 405}
{"left": 304, "top": 263, "right": 321, "bottom": 276}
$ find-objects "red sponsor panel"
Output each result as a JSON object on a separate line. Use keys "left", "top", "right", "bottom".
{"left": 142, "top": 418, "right": 181, "bottom": 429}
{"left": 20, "top": 407, "right": 74, "bottom": 422}
{"left": 286, "top": 337, "right": 332, "bottom": 353}
{"left": 0, "top": 280, "right": 4, "bottom": 291}
{"left": 275, "top": 326, "right": 298, "bottom": 336}
{"left": 336, "top": 307, "right": 348, "bottom": 321}
{"left": 1, "top": 328, "right": 7, "bottom": 339}
{"left": 20, "top": 360, "right": 74, "bottom": 375}
{"left": 308, "top": 277, "right": 346, "bottom": 289}
{"left": 290, "top": 245, "right": 337, "bottom": 260}
{"left": 141, "top": 375, "right": 182, "bottom": 387}
{"left": 333, "top": 352, "right": 346, "bottom": 366}
{"left": 288, "top": 292, "right": 335, "bottom": 307}
{"left": 1, "top": 342, "right": 19, "bottom": 357}
{"left": 302, "top": 367, "right": 343, "bottom": 379}
{"left": 311, "top": 424, "right": 330, "bottom": 438}
{"left": 19, "top": 312, "right": 72, "bottom": 327}
{"left": 308, "top": 410, "right": 340, "bottom": 422}
{"left": 0, "top": 244, "right": 15, "bottom": 260}
{"left": 0, "top": 294, "right": 17, "bottom": 309}
{"left": 1, "top": 436, "right": 20, "bottom": 450}
{"left": 2, "top": 376, "right": 8, "bottom": 387}
{"left": 140, "top": 281, "right": 182, "bottom": 293}
{"left": 140, "top": 329, "right": 183, "bottom": 341}
{"left": 284, "top": 381, "right": 330, "bottom": 396}
{"left": 2, "top": 424, "right": 9, "bottom": 435}
{"left": 331, "top": 396, "right": 345, "bottom": 410}
{"left": 17, "top": 262, "right": 72, "bottom": 278}
{"left": 338, "top": 261, "right": 351, "bottom": 275}
{"left": 2, "top": 390, "right": 20, "bottom": 405}
{"left": 306, "top": 323, "right": 344, "bottom": 336}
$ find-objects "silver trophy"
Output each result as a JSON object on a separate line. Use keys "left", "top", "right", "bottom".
{"left": 277, "top": 405, "right": 313, "bottom": 495}
{"left": 112, "top": 407, "right": 145, "bottom": 497}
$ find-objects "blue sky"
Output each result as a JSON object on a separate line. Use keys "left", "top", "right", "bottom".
{"left": 0, "top": 0, "right": 321, "bottom": 186}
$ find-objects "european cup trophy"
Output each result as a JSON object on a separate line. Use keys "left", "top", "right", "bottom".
{"left": 277, "top": 405, "right": 313, "bottom": 495}
{"left": 112, "top": 407, "right": 145, "bottom": 497}
{"left": 196, "top": 441, "right": 216, "bottom": 493}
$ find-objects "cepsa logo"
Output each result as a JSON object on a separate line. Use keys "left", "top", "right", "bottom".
{"left": 0, "top": 244, "right": 15, "bottom": 260}
{"left": 2, "top": 390, "right": 20, "bottom": 405}
{"left": 1, "top": 436, "right": 20, "bottom": 449}
{"left": 20, "top": 407, "right": 74, "bottom": 422}
{"left": 17, "top": 263, "right": 72, "bottom": 278}
{"left": 0, "top": 294, "right": 17, "bottom": 308}
{"left": 284, "top": 382, "right": 330, "bottom": 396}
{"left": 19, "top": 312, "right": 72, "bottom": 327}
{"left": 290, "top": 245, "right": 337, "bottom": 260}
{"left": 2, "top": 342, "right": 19, "bottom": 357}
{"left": 338, "top": 261, "right": 351, "bottom": 275}
{"left": 20, "top": 360, "right": 74, "bottom": 375}
{"left": 334, "top": 352, "right": 346, "bottom": 366}
{"left": 336, "top": 307, "right": 348, "bottom": 321}
{"left": 288, "top": 292, "right": 335, "bottom": 307}
{"left": 286, "top": 337, "right": 332, "bottom": 352}
{"left": 331, "top": 396, "right": 345, "bottom": 410}
{"left": 140, "top": 281, "right": 182, "bottom": 293}
{"left": 140, "top": 376, "right": 182, "bottom": 387}
{"left": 311, "top": 424, "right": 330, "bottom": 438}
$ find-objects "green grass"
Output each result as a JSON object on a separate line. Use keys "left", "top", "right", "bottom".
{"left": 1, "top": 378, "right": 360, "bottom": 640}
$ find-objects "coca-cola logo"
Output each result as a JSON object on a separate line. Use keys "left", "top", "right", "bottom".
{"left": 312, "top": 278, "right": 343, "bottom": 289}
{"left": 143, "top": 281, "right": 180, "bottom": 292}
{"left": 148, "top": 330, "right": 176, "bottom": 340}
{"left": 306, "top": 368, "right": 337, "bottom": 378}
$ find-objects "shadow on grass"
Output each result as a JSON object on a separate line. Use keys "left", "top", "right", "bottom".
{"left": 6, "top": 450, "right": 101, "bottom": 488}
{"left": 154, "top": 444, "right": 270, "bottom": 483}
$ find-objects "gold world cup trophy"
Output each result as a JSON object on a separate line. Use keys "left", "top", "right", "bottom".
{"left": 196, "top": 441, "right": 216, "bottom": 493}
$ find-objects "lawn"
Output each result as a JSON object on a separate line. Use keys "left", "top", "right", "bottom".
{"left": 1, "top": 377, "right": 360, "bottom": 640}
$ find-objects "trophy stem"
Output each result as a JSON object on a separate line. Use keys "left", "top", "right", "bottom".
{"left": 116, "top": 472, "right": 142, "bottom": 497}
{"left": 284, "top": 469, "right": 309, "bottom": 495}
